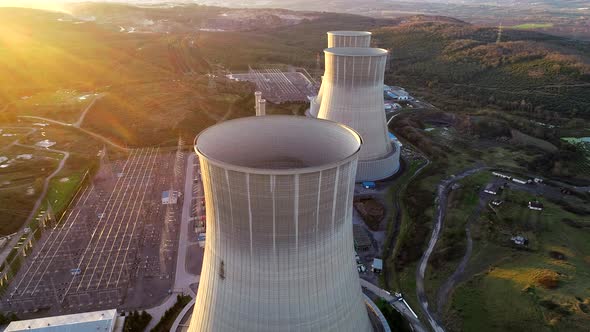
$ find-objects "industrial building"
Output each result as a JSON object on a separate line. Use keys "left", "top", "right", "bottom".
{"left": 254, "top": 91, "right": 267, "bottom": 116}
{"left": 316, "top": 47, "right": 400, "bottom": 181}
{"left": 308, "top": 31, "right": 372, "bottom": 118}
{"left": 5, "top": 309, "right": 122, "bottom": 332}
{"left": 162, "top": 190, "right": 178, "bottom": 204}
{"left": 189, "top": 116, "right": 375, "bottom": 332}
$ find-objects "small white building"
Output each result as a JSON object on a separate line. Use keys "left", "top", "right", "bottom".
{"left": 5, "top": 309, "right": 121, "bottom": 332}
{"left": 198, "top": 233, "right": 206, "bottom": 248}
{"left": 371, "top": 258, "right": 383, "bottom": 274}
{"left": 511, "top": 236, "right": 528, "bottom": 246}
{"left": 162, "top": 190, "right": 178, "bottom": 205}
{"left": 484, "top": 183, "right": 502, "bottom": 195}
{"left": 528, "top": 201, "right": 544, "bottom": 211}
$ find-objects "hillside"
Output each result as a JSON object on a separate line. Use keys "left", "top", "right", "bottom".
{"left": 372, "top": 18, "right": 590, "bottom": 116}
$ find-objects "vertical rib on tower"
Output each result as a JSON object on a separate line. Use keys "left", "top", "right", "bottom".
{"left": 308, "top": 31, "right": 372, "bottom": 118}
{"left": 317, "top": 47, "right": 399, "bottom": 181}
{"left": 189, "top": 116, "right": 373, "bottom": 332}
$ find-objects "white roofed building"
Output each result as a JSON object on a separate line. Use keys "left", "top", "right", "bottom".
{"left": 5, "top": 309, "right": 121, "bottom": 332}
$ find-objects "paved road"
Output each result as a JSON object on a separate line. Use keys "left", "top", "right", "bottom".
{"left": 416, "top": 167, "right": 488, "bottom": 332}
{"left": 17, "top": 115, "right": 128, "bottom": 151}
{"left": 0, "top": 144, "right": 70, "bottom": 280}
{"left": 436, "top": 196, "right": 487, "bottom": 313}
{"left": 0, "top": 126, "right": 37, "bottom": 152}
{"left": 145, "top": 152, "right": 200, "bottom": 331}
{"left": 73, "top": 94, "right": 104, "bottom": 128}
{"left": 360, "top": 279, "right": 428, "bottom": 332}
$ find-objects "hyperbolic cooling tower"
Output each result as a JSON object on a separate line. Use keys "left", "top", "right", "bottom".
{"left": 189, "top": 116, "right": 372, "bottom": 332}
{"left": 327, "top": 31, "right": 372, "bottom": 48}
{"left": 317, "top": 47, "right": 398, "bottom": 181}
{"left": 308, "top": 31, "right": 372, "bottom": 118}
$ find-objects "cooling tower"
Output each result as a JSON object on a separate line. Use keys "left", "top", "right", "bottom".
{"left": 308, "top": 31, "right": 372, "bottom": 118}
{"left": 327, "top": 31, "right": 372, "bottom": 48}
{"left": 189, "top": 116, "right": 373, "bottom": 332}
{"left": 317, "top": 47, "right": 399, "bottom": 181}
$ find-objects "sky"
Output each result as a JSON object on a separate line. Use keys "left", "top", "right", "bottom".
{"left": 0, "top": 0, "right": 172, "bottom": 12}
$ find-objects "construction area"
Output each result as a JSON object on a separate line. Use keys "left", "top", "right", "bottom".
{"left": 228, "top": 66, "right": 318, "bottom": 103}
{"left": 0, "top": 146, "right": 186, "bottom": 315}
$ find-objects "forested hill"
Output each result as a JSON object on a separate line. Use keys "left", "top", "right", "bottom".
{"left": 373, "top": 18, "right": 590, "bottom": 116}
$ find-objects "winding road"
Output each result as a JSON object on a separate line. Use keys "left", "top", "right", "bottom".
{"left": 436, "top": 197, "right": 487, "bottom": 313}
{"left": 0, "top": 143, "right": 70, "bottom": 281}
{"left": 415, "top": 166, "right": 489, "bottom": 332}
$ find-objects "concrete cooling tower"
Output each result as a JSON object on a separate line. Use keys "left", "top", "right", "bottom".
{"left": 189, "top": 116, "right": 374, "bottom": 332}
{"left": 317, "top": 47, "right": 399, "bottom": 182}
{"left": 308, "top": 31, "right": 372, "bottom": 118}
{"left": 327, "top": 31, "right": 372, "bottom": 48}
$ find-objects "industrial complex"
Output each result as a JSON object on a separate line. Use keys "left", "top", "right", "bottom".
{"left": 0, "top": 29, "right": 404, "bottom": 332}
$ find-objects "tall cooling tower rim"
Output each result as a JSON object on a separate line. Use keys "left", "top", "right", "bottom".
{"left": 324, "top": 47, "right": 388, "bottom": 57}
{"left": 327, "top": 31, "right": 372, "bottom": 36}
{"left": 195, "top": 115, "right": 362, "bottom": 175}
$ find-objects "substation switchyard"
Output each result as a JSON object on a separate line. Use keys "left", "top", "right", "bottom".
{"left": 1, "top": 147, "right": 186, "bottom": 315}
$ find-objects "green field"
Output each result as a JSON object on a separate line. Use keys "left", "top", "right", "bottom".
{"left": 511, "top": 23, "right": 555, "bottom": 30}
{"left": 445, "top": 190, "right": 590, "bottom": 331}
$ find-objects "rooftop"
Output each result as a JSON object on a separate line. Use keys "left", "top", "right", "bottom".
{"left": 372, "top": 258, "right": 383, "bottom": 270}
{"left": 6, "top": 309, "right": 117, "bottom": 331}
{"left": 327, "top": 31, "right": 371, "bottom": 36}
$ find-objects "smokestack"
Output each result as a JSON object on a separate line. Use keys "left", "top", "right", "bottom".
{"left": 317, "top": 47, "right": 399, "bottom": 181}
{"left": 257, "top": 99, "right": 266, "bottom": 116}
{"left": 189, "top": 116, "right": 373, "bottom": 332}
{"left": 254, "top": 91, "right": 262, "bottom": 115}
{"left": 308, "top": 31, "right": 371, "bottom": 118}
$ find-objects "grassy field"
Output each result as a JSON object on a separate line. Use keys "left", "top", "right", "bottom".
{"left": 423, "top": 172, "right": 492, "bottom": 301}
{"left": 445, "top": 189, "right": 590, "bottom": 331}
{"left": 0, "top": 146, "right": 62, "bottom": 235}
{"left": 511, "top": 23, "right": 555, "bottom": 30}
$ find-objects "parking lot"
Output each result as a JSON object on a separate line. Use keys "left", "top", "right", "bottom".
{"left": 1, "top": 147, "right": 185, "bottom": 315}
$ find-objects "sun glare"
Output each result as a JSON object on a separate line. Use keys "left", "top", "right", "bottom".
{"left": 0, "top": 0, "right": 69, "bottom": 13}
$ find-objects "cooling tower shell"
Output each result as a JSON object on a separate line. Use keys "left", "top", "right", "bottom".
{"left": 189, "top": 116, "right": 373, "bottom": 332}
{"left": 317, "top": 47, "right": 398, "bottom": 181}
{"left": 308, "top": 31, "right": 372, "bottom": 118}
{"left": 327, "top": 31, "right": 372, "bottom": 48}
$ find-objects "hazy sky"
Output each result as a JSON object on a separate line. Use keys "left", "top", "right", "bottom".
{"left": 0, "top": 0, "right": 175, "bottom": 11}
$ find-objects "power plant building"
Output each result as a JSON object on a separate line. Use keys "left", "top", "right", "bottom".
{"left": 308, "top": 31, "right": 372, "bottom": 118}
{"left": 189, "top": 116, "right": 373, "bottom": 332}
{"left": 317, "top": 47, "right": 400, "bottom": 181}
